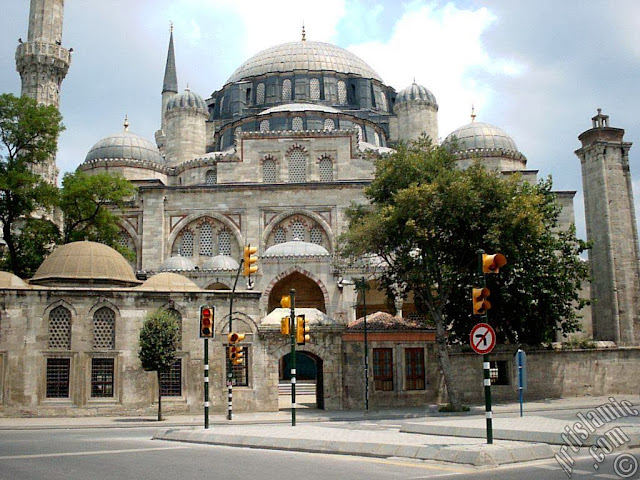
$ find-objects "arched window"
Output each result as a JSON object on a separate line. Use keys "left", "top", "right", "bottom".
{"left": 117, "top": 231, "right": 132, "bottom": 250}
{"left": 319, "top": 157, "right": 333, "bottom": 182}
{"left": 205, "top": 168, "right": 217, "bottom": 185}
{"left": 310, "top": 226, "right": 323, "bottom": 245}
{"left": 263, "top": 158, "right": 277, "bottom": 183}
{"left": 49, "top": 306, "right": 71, "bottom": 350}
{"left": 292, "top": 117, "right": 303, "bottom": 131}
{"left": 292, "top": 220, "right": 305, "bottom": 241}
{"left": 337, "top": 80, "right": 347, "bottom": 104}
{"left": 93, "top": 307, "right": 115, "bottom": 350}
{"left": 260, "top": 119, "right": 270, "bottom": 132}
{"left": 310, "top": 78, "right": 320, "bottom": 100}
{"left": 179, "top": 230, "right": 194, "bottom": 257}
{"left": 218, "top": 229, "right": 232, "bottom": 256}
{"left": 256, "top": 83, "right": 265, "bottom": 104}
{"left": 200, "top": 223, "right": 213, "bottom": 256}
{"left": 282, "top": 79, "right": 292, "bottom": 101}
{"left": 274, "top": 227, "right": 286, "bottom": 244}
{"left": 288, "top": 149, "right": 306, "bottom": 183}
{"left": 323, "top": 118, "right": 335, "bottom": 131}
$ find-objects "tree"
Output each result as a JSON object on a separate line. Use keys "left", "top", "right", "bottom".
{"left": 138, "top": 309, "right": 180, "bottom": 421}
{"left": 0, "top": 94, "right": 63, "bottom": 277}
{"left": 341, "top": 138, "right": 589, "bottom": 410}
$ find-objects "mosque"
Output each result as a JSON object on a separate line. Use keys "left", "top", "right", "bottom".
{"left": 1, "top": 0, "right": 638, "bottom": 416}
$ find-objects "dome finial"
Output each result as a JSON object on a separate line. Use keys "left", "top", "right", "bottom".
{"left": 123, "top": 115, "right": 129, "bottom": 131}
{"left": 471, "top": 105, "right": 476, "bottom": 122}
{"left": 170, "top": 21, "right": 173, "bottom": 34}
{"left": 186, "top": 83, "right": 190, "bottom": 91}
{"left": 302, "top": 22, "right": 306, "bottom": 41}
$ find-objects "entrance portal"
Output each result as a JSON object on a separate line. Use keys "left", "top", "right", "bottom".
{"left": 279, "top": 351, "right": 324, "bottom": 409}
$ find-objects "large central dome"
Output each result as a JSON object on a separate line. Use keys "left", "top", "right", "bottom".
{"left": 227, "top": 41, "right": 383, "bottom": 84}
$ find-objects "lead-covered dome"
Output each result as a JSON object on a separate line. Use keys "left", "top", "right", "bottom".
{"left": 166, "top": 88, "right": 207, "bottom": 112}
{"left": 395, "top": 82, "right": 437, "bottom": 107}
{"left": 85, "top": 121, "right": 164, "bottom": 164}
{"left": 444, "top": 121, "right": 519, "bottom": 153}
{"left": 159, "top": 256, "right": 197, "bottom": 271}
{"left": 202, "top": 255, "right": 240, "bottom": 270}
{"left": 31, "top": 241, "right": 140, "bottom": 287}
{"left": 135, "top": 272, "right": 200, "bottom": 291}
{"left": 227, "top": 41, "right": 383, "bottom": 84}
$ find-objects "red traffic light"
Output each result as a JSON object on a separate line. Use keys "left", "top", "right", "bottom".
{"left": 200, "top": 305, "right": 214, "bottom": 338}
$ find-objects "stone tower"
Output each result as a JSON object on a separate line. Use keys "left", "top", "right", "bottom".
{"left": 155, "top": 26, "right": 178, "bottom": 157}
{"left": 575, "top": 109, "right": 640, "bottom": 346}
{"left": 15, "top": 0, "right": 71, "bottom": 184}
{"left": 393, "top": 82, "right": 438, "bottom": 143}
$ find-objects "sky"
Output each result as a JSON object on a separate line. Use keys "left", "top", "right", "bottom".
{"left": 2, "top": 0, "right": 640, "bottom": 242}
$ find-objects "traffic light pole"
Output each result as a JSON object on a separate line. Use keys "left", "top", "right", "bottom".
{"left": 289, "top": 289, "right": 297, "bottom": 427}
{"left": 227, "top": 259, "right": 244, "bottom": 421}
{"left": 204, "top": 338, "right": 209, "bottom": 429}
{"left": 477, "top": 249, "right": 493, "bottom": 444}
{"left": 355, "top": 277, "right": 369, "bottom": 412}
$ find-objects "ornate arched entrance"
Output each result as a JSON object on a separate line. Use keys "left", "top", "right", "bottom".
{"left": 267, "top": 271, "right": 326, "bottom": 313}
{"left": 279, "top": 351, "right": 324, "bottom": 410}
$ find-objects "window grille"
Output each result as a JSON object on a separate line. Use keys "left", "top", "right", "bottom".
{"left": 218, "top": 229, "right": 232, "bottom": 256}
{"left": 49, "top": 306, "right": 71, "bottom": 350}
{"left": 373, "top": 348, "right": 394, "bottom": 391}
{"left": 319, "top": 157, "right": 333, "bottom": 182}
{"left": 256, "top": 83, "right": 265, "bottom": 104}
{"left": 292, "top": 221, "right": 305, "bottom": 241}
{"left": 227, "top": 347, "right": 249, "bottom": 386}
{"left": 274, "top": 227, "right": 286, "bottom": 244}
{"left": 160, "top": 359, "right": 182, "bottom": 396}
{"left": 46, "top": 358, "right": 70, "bottom": 398}
{"left": 490, "top": 361, "right": 510, "bottom": 385}
{"left": 292, "top": 117, "right": 303, "bottom": 131}
{"left": 117, "top": 231, "right": 131, "bottom": 249}
{"left": 93, "top": 307, "right": 115, "bottom": 350}
{"left": 263, "top": 158, "right": 277, "bottom": 183}
{"left": 288, "top": 150, "right": 306, "bottom": 183}
{"left": 282, "top": 79, "right": 292, "bottom": 101}
{"left": 91, "top": 358, "right": 115, "bottom": 398}
{"left": 260, "top": 120, "right": 270, "bottom": 132}
{"left": 310, "top": 78, "right": 320, "bottom": 100}
{"left": 405, "top": 348, "right": 425, "bottom": 390}
{"left": 200, "top": 223, "right": 213, "bottom": 256}
{"left": 180, "top": 230, "right": 194, "bottom": 257}
{"left": 337, "top": 80, "right": 347, "bottom": 104}
{"left": 323, "top": 118, "right": 335, "bottom": 131}
{"left": 310, "top": 226, "right": 323, "bottom": 245}
{"left": 205, "top": 168, "right": 217, "bottom": 185}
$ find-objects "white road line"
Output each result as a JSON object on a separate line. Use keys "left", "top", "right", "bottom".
{"left": 0, "top": 446, "right": 188, "bottom": 461}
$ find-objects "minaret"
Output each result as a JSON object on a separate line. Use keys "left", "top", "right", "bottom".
{"left": 575, "top": 109, "right": 640, "bottom": 346}
{"left": 15, "top": 0, "right": 71, "bottom": 184}
{"left": 156, "top": 25, "right": 178, "bottom": 155}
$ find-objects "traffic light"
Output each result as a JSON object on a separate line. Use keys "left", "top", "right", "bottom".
{"left": 281, "top": 316, "right": 290, "bottom": 335}
{"left": 243, "top": 245, "right": 258, "bottom": 277}
{"left": 482, "top": 253, "right": 507, "bottom": 274}
{"left": 228, "top": 332, "right": 246, "bottom": 365}
{"left": 296, "top": 315, "right": 310, "bottom": 345}
{"left": 199, "top": 305, "right": 214, "bottom": 338}
{"left": 472, "top": 287, "right": 491, "bottom": 315}
{"left": 280, "top": 295, "right": 291, "bottom": 309}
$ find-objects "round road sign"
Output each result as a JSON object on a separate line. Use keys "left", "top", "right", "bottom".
{"left": 470, "top": 323, "right": 496, "bottom": 354}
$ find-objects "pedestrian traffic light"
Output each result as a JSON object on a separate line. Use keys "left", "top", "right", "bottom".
{"left": 199, "top": 305, "right": 214, "bottom": 338}
{"left": 228, "top": 332, "right": 246, "bottom": 365}
{"left": 482, "top": 253, "right": 507, "bottom": 274}
{"left": 280, "top": 295, "right": 291, "bottom": 308}
{"left": 472, "top": 287, "right": 491, "bottom": 315}
{"left": 296, "top": 315, "right": 310, "bottom": 345}
{"left": 281, "top": 316, "right": 290, "bottom": 335}
{"left": 243, "top": 245, "right": 258, "bottom": 277}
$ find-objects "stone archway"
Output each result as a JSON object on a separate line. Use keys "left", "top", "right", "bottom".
{"left": 279, "top": 351, "right": 324, "bottom": 410}
{"left": 267, "top": 271, "right": 326, "bottom": 313}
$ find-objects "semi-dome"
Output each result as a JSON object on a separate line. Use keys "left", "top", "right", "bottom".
{"left": 202, "top": 255, "right": 240, "bottom": 270}
{"left": 159, "top": 256, "right": 197, "bottom": 271}
{"left": 85, "top": 120, "right": 164, "bottom": 164}
{"left": 263, "top": 238, "right": 331, "bottom": 258}
{"left": 227, "top": 40, "right": 383, "bottom": 84}
{"left": 0, "top": 271, "right": 29, "bottom": 288}
{"left": 444, "top": 121, "right": 519, "bottom": 153}
{"left": 135, "top": 272, "right": 200, "bottom": 291}
{"left": 31, "top": 241, "right": 140, "bottom": 287}
{"left": 395, "top": 82, "right": 437, "bottom": 106}
{"left": 166, "top": 87, "right": 207, "bottom": 112}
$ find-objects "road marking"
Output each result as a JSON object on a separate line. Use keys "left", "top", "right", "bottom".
{"left": 353, "top": 457, "right": 475, "bottom": 473}
{"left": 0, "top": 445, "right": 188, "bottom": 461}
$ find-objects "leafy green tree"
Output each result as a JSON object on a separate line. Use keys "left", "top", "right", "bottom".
{"left": 138, "top": 309, "right": 180, "bottom": 421}
{"left": 342, "top": 138, "right": 589, "bottom": 410}
{"left": 0, "top": 94, "right": 63, "bottom": 277}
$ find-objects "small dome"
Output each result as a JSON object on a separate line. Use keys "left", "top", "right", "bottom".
{"left": 0, "top": 271, "right": 29, "bottom": 288}
{"left": 85, "top": 122, "right": 164, "bottom": 164}
{"left": 31, "top": 241, "right": 140, "bottom": 286}
{"left": 202, "top": 255, "right": 240, "bottom": 270}
{"left": 395, "top": 82, "right": 437, "bottom": 106}
{"left": 444, "top": 121, "right": 519, "bottom": 153}
{"left": 259, "top": 103, "right": 341, "bottom": 116}
{"left": 263, "top": 239, "right": 331, "bottom": 258}
{"left": 135, "top": 272, "right": 201, "bottom": 291}
{"left": 166, "top": 88, "right": 207, "bottom": 112}
{"left": 159, "top": 256, "right": 197, "bottom": 271}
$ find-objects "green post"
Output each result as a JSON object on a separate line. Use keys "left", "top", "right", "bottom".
{"left": 477, "top": 249, "right": 493, "bottom": 444}
{"left": 204, "top": 338, "right": 209, "bottom": 429}
{"left": 290, "top": 288, "right": 296, "bottom": 427}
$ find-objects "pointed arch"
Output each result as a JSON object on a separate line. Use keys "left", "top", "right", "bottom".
{"left": 167, "top": 212, "right": 243, "bottom": 260}
{"left": 262, "top": 267, "right": 330, "bottom": 313}
{"left": 262, "top": 209, "right": 334, "bottom": 253}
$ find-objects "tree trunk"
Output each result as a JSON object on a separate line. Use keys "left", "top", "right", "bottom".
{"left": 434, "top": 314, "right": 463, "bottom": 410}
{"left": 157, "top": 370, "right": 163, "bottom": 421}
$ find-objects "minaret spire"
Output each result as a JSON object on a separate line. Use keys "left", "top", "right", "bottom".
{"left": 163, "top": 23, "right": 178, "bottom": 94}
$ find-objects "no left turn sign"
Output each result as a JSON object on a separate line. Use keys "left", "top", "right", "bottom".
{"left": 470, "top": 323, "right": 496, "bottom": 354}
